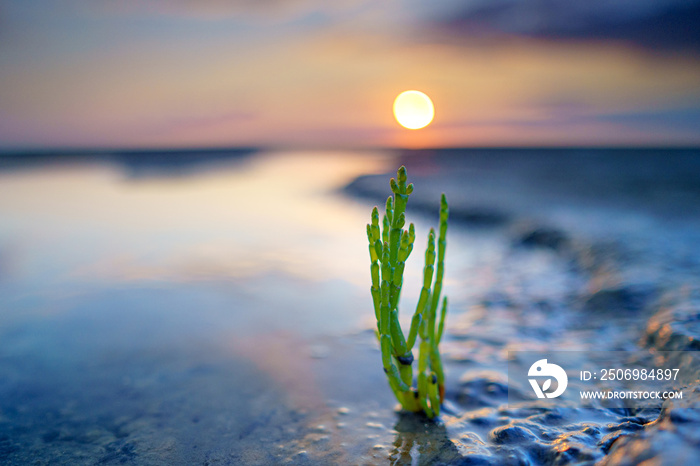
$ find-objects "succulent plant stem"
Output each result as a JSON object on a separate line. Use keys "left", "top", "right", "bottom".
{"left": 366, "top": 166, "right": 449, "bottom": 418}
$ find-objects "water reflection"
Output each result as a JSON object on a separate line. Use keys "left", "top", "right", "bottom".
{"left": 0, "top": 150, "right": 399, "bottom": 464}
{"left": 0, "top": 150, "right": 393, "bottom": 321}
{"left": 391, "top": 412, "right": 463, "bottom": 464}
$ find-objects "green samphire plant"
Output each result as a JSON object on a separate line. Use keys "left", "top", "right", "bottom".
{"left": 366, "top": 166, "right": 448, "bottom": 418}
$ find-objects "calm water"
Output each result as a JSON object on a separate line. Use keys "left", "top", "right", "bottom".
{"left": 0, "top": 149, "right": 699, "bottom": 465}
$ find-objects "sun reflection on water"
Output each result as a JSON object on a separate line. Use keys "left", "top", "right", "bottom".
{"left": 0, "top": 151, "right": 394, "bottom": 294}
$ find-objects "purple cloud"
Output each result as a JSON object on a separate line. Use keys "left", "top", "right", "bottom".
{"left": 419, "top": 0, "right": 700, "bottom": 53}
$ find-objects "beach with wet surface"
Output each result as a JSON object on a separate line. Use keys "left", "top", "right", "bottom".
{"left": 1, "top": 149, "right": 699, "bottom": 465}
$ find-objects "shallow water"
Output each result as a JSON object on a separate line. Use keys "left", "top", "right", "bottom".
{"left": 0, "top": 149, "right": 698, "bottom": 465}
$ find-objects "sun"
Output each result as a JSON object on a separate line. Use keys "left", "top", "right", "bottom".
{"left": 393, "top": 90, "right": 434, "bottom": 130}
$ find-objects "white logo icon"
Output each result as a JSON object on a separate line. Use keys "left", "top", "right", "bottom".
{"left": 528, "top": 359, "right": 568, "bottom": 398}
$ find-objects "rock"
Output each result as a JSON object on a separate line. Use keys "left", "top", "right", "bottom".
{"left": 481, "top": 292, "right": 515, "bottom": 309}
{"left": 342, "top": 174, "right": 385, "bottom": 202}
{"left": 343, "top": 173, "right": 510, "bottom": 227}
{"left": 489, "top": 425, "right": 537, "bottom": 444}
{"left": 599, "top": 382, "right": 700, "bottom": 466}
{"left": 450, "top": 207, "right": 509, "bottom": 227}
{"left": 644, "top": 288, "right": 700, "bottom": 352}
{"left": 455, "top": 371, "right": 516, "bottom": 408}
{"left": 514, "top": 226, "right": 569, "bottom": 251}
{"left": 584, "top": 284, "right": 658, "bottom": 314}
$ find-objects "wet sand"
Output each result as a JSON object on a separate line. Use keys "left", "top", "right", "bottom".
{"left": 0, "top": 149, "right": 699, "bottom": 464}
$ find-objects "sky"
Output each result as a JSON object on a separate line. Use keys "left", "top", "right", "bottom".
{"left": 1, "top": 0, "right": 699, "bottom": 149}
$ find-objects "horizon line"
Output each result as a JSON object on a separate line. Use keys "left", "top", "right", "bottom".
{"left": 1, "top": 144, "right": 699, "bottom": 157}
